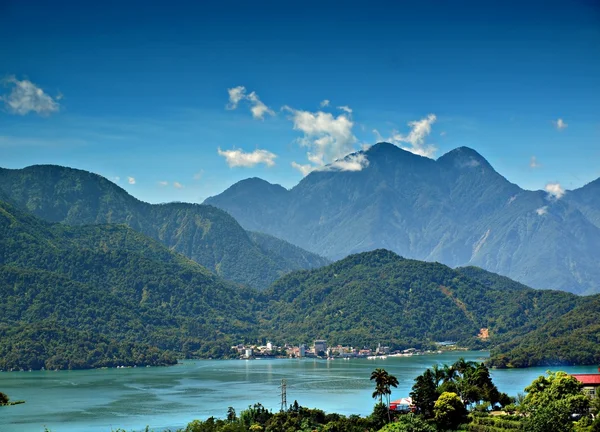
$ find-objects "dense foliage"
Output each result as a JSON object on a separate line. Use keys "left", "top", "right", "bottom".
{"left": 259, "top": 250, "right": 581, "bottom": 352}
{"left": 410, "top": 359, "right": 511, "bottom": 423}
{"left": 0, "top": 165, "right": 328, "bottom": 289}
{"left": 1, "top": 193, "right": 598, "bottom": 369}
{"left": 488, "top": 295, "right": 600, "bottom": 368}
{"left": 0, "top": 199, "right": 258, "bottom": 369}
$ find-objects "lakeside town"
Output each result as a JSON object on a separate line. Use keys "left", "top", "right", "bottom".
{"left": 232, "top": 340, "right": 459, "bottom": 360}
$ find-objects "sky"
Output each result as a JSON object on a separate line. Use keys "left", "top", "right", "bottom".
{"left": 1, "top": 0, "right": 599, "bottom": 204}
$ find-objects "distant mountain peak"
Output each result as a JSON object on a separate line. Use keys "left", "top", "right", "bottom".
{"left": 205, "top": 177, "right": 289, "bottom": 202}
{"left": 367, "top": 142, "right": 425, "bottom": 158}
{"left": 437, "top": 146, "right": 492, "bottom": 169}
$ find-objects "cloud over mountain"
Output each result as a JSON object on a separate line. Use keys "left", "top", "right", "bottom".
{"left": 218, "top": 147, "right": 277, "bottom": 167}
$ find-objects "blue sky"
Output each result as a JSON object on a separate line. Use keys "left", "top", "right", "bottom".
{"left": 1, "top": 0, "right": 599, "bottom": 203}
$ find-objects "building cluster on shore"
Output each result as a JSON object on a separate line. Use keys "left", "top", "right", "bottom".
{"left": 231, "top": 340, "right": 441, "bottom": 360}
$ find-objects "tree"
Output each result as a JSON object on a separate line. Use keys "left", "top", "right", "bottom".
{"left": 370, "top": 368, "right": 399, "bottom": 422}
{"left": 520, "top": 371, "right": 592, "bottom": 432}
{"left": 378, "top": 413, "right": 436, "bottom": 432}
{"left": 226, "top": 407, "right": 237, "bottom": 422}
{"left": 433, "top": 392, "right": 467, "bottom": 431}
{"left": 371, "top": 368, "right": 390, "bottom": 404}
{"left": 410, "top": 369, "right": 439, "bottom": 418}
{"left": 0, "top": 392, "right": 9, "bottom": 404}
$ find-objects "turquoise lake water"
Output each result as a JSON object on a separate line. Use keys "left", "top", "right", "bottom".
{"left": 1, "top": 351, "right": 598, "bottom": 432}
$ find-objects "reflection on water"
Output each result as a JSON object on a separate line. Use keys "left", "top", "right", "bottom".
{"left": 1, "top": 351, "right": 598, "bottom": 432}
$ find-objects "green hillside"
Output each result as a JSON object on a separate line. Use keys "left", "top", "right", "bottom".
{"left": 0, "top": 165, "right": 328, "bottom": 289}
{"left": 259, "top": 250, "right": 581, "bottom": 350}
{"left": 1, "top": 195, "right": 596, "bottom": 369}
{"left": 0, "top": 199, "right": 258, "bottom": 370}
{"left": 489, "top": 295, "right": 600, "bottom": 367}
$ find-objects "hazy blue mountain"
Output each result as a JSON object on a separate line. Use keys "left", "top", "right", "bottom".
{"left": 0, "top": 165, "right": 328, "bottom": 289}
{"left": 567, "top": 177, "right": 600, "bottom": 229}
{"left": 205, "top": 143, "right": 600, "bottom": 294}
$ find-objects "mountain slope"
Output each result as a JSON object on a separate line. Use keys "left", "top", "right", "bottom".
{"left": 0, "top": 165, "right": 327, "bottom": 289}
{"left": 0, "top": 198, "right": 258, "bottom": 369}
{"left": 259, "top": 250, "right": 580, "bottom": 349}
{"left": 567, "top": 177, "right": 600, "bottom": 229}
{"left": 488, "top": 295, "right": 600, "bottom": 368}
{"left": 205, "top": 143, "right": 600, "bottom": 294}
{"left": 2, "top": 198, "right": 595, "bottom": 370}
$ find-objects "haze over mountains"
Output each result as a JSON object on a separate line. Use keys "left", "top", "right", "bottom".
{"left": 1, "top": 173, "right": 599, "bottom": 369}
{"left": 0, "top": 165, "right": 328, "bottom": 290}
{"left": 206, "top": 143, "right": 600, "bottom": 295}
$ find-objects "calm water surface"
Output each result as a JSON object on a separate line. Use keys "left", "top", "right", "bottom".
{"left": 1, "top": 351, "right": 598, "bottom": 432}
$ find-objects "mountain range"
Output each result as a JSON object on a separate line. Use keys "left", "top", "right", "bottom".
{"left": 0, "top": 165, "right": 328, "bottom": 290}
{"left": 1, "top": 191, "right": 598, "bottom": 369}
{"left": 206, "top": 143, "right": 600, "bottom": 295}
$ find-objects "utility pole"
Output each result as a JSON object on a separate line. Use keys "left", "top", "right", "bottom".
{"left": 280, "top": 379, "right": 287, "bottom": 412}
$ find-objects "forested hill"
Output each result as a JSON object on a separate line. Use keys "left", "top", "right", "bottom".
{"left": 488, "top": 294, "right": 600, "bottom": 368}
{"left": 206, "top": 143, "right": 600, "bottom": 295}
{"left": 0, "top": 198, "right": 258, "bottom": 370}
{"left": 0, "top": 165, "right": 328, "bottom": 289}
{"left": 2, "top": 195, "right": 597, "bottom": 369}
{"left": 260, "top": 249, "right": 582, "bottom": 352}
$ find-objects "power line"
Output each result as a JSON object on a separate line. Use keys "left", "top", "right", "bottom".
{"left": 280, "top": 379, "right": 287, "bottom": 412}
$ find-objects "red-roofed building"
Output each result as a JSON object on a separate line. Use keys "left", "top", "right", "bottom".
{"left": 572, "top": 369, "right": 600, "bottom": 399}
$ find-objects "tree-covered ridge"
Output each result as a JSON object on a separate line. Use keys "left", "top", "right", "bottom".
{"left": 0, "top": 199, "right": 259, "bottom": 370}
{"left": 1, "top": 194, "right": 598, "bottom": 370}
{"left": 259, "top": 249, "right": 581, "bottom": 351}
{"left": 488, "top": 295, "right": 600, "bottom": 368}
{"left": 0, "top": 164, "right": 328, "bottom": 289}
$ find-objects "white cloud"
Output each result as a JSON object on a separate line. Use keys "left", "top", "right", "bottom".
{"left": 158, "top": 181, "right": 169, "bottom": 186}
{"left": 320, "top": 99, "right": 330, "bottom": 107}
{"left": 545, "top": 182, "right": 565, "bottom": 200}
{"left": 193, "top": 170, "right": 204, "bottom": 180}
{"left": 173, "top": 181, "right": 184, "bottom": 189}
{"left": 226, "top": 86, "right": 246, "bottom": 110}
{"left": 319, "top": 153, "right": 370, "bottom": 172}
{"left": 388, "top": 114, "right": 437, "bottom": 158}
{"left": 291, "top": 161, "right": 314, "bottom": 176}
{"left": 372, "top": 129, "right": 385, "bottom": 143}
{"left": 283, "top": 105, "right": 357, "bottom": 170}
{"left": 461, "top": 158, "right": 480, "bottom": 168}
{"left": 225, "top": 86, "right": 274, "bottom": 119}
{"left": 554, "top": 118, "right": 568, "bottom": 130}
{"left": 530, "top": 156, "right": 541, "bottom": 169}
{"left": 536, "top": 206, "right": 548, "bottom": 216}
{"left": 247, "top": 91, "right": 275, "bottom": 120}
{"left": 337, "top": 105, "right": 352, "bottom": 114}
{"left": 218, "top": 147, "right": 277, "bottom": 168}
{"left": 440, "top": 131, "right": 447, "bottom": 136}
{"left": 128, "top": 177, "right": 136, "bottom": 185}
{"left": 1, "top": 76, "right": 60, "bottom": 116}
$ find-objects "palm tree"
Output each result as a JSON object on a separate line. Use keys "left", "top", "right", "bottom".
{"left": 385, "top": 373, "right": 399, "bottom": 422}
{"left": 370, "top": 368, "right": 399, "bottom": 422}
{"left": 432, "top": 364, "right": 445, "bottom": 387}
{"left": 370, "top": 368, "right": 389, "bottom": 404}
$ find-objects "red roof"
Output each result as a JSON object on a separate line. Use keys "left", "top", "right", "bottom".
{"left": 572, "top": 374, "right": 600, "bottom": 385}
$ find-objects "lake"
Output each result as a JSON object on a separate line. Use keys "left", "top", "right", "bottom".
{"left": 1, "top": 351, "right": 598, "bottom": 432}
